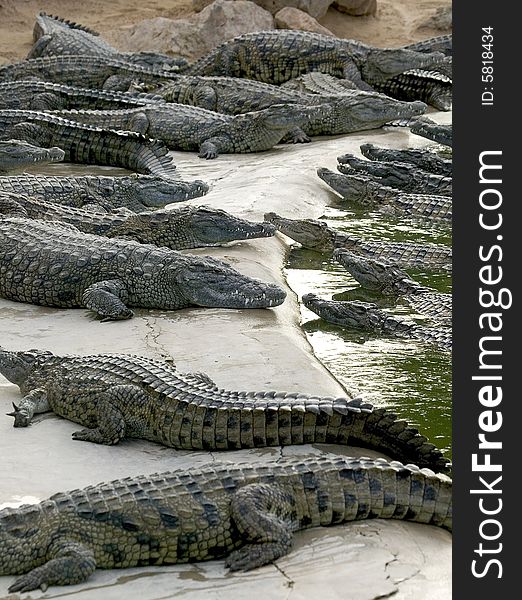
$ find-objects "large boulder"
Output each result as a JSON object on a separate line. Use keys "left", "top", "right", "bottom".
{"left": 193, "top": 0, "right": 334, "bottom": 20}
{"left": 116, "top": 0, "right": 274, "bottom": 61}
{"left": 275, "top": 7, "right": 335, "bottom": 36}
{"left": 419, "top": 6, "right": 452, "bottom": 31}
{"left": 333, "top": 0, "right": 377, "bottom": 17}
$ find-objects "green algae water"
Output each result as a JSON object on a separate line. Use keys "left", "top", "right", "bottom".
{"left": 285, "top": 204, "right": 452, "bottom": 458}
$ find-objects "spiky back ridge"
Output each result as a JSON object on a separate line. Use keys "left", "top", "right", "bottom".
{"left": 0, "top": 81, "right": 164, "bottom": 110}
{"left": 37, "top": 12, "right": 101, "bottom": 36}
{"left": 0, "top": 109, "right": 176, "bottom": 176}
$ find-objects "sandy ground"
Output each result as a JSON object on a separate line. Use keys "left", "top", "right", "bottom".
{"left": 0, "top": 1, "right": 451, "bottom": 598}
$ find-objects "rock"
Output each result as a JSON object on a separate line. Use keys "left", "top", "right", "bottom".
{"left": 193, "top": 1, "right": 334, "bottom": 20}
{"left": 420, "top": 6, "right": 452, "bottom": 31}
{"left": 116, "top": 0, "right": 274, "bottom": 61}
{"left": 333, "top": 0, "right": 377, "bottom": 17}
{"left": 275, "top": 7, "right": 335, "bottom": 36}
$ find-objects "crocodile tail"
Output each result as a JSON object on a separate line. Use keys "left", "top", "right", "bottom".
{"left": 322, "top": 399, "right": 451, "bottom": 473}
{"left": 216, "top": 394, "right": 450, "bottom": 474}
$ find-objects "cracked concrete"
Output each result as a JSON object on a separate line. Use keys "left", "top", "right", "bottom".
{"left": 0, "top": 116, "right": 451, "bottom": 598}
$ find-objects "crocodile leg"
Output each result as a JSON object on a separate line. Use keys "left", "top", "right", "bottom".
{"left": 128, "top": 112, "right": 150, "bottom": 135}
{"left": 343, "top": 61, "right": 373, "bottom": 91}
{"left": 102, "top": 75, "right": 133, "bottom": 92}
{"left": 8, "top": 541, "right": 96, "bottom": 593}
{"left": 1, "top": 122, "right": 48, "bottom": 146}
{"left": 225, "top": 483, "right": 296, "bottom": 571}
{"left": 0, "top": 194, "right": 26, "bottom": 217}
{"left": 193, "top": 84, "right": 218, "bottom": 111}
{"left": 282, "top": 126, "right": 311, "bottom": 144}
{"left": 198, "top": 136, "right": 232, "bottom": 159}
{"left": 71, "top": 384, "right": 146, "bottom": 445}
{"left": 82, "top": 279, "right": 133, "bottom": 321}
{"left": 30, "top": 92, "right": 66, "bottom": 111}
{"left": 7, "top": 388, "right": 49, "bottom": 427}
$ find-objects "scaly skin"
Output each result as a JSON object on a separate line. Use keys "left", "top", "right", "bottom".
{"left": 0, "top": 173, "right": 208, "bottom": 212}
{"left": 410, "top": 117, "right": 452, "bottom": 147}
{"left": 29, "top": 12, "right": 188, "bottom": 70}
{"left": 360, "top": 143, "right": 452, "bottom": 177}
{"left": 336, "top": 154, "right": 452, "bottom": 196}
{"left": 263, "top": 212, "right": 452, "bottom": 271}
{"left": 317, "top": 169, "right": 452, "bottom": 224}
{"left": 334, "top": 250, "right": 452, "bottom": 324}
{"left": 0, "top": 81, "right": 165, "bottom": 111}
{"left": 53, "top": 103, "right": 329, "bottom": 158}
{"left": 0, "top": 349, "right": 449, "bottom": 473}
{"left": 0, "top": 139, "right": 64, "bottom": 173}
{"left": 0, "top": 217, "right": 286, "bottom": 318}
{"left": 0, "top": 455, "right": 451, "bottom": 592}
{"left": 302, "top": 294, "right": 451, "bottom": 351}
{"left": 281, "top": 72, "right": 359, "bottom": 94}
{"left": 372, "top": 69, "right": 452, "bottom": 111}
{"left": 403, "top": 35, "right": 452, "bottom": 56}
{"left": 0, "top": 109, "right": 178, "bottom": 177}
{"left": 157, "top": 75, "right": 426, "bottom": 139}
{"left": 0, "top": 55, "right": 181, "bottom": 92}
{"left": 281, "top": 68, "right": 451, "bottom": 111}
{"left": 186, "top": 30, "right": 451, "bottom": 90}
{"left": 0, "top": 196, "right": 275, "bottom": 250}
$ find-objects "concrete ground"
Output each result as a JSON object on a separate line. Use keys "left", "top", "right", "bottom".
{"left": 0, "top": 115, "right": 451, "bottom": 599}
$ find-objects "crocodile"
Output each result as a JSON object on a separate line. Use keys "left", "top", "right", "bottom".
{"left": 317, "top": 169, "right": 452, "bottom": 224}
{"left": 0, "top": 173, "right": 208, "bottom": 212}
{"left": 336, "top": 154, "right": 452, "bottom": 196}
{"left": 302, "top": 294, "right": 451, "bottom": 351}
{"left": 0, "top": 55, "right": 181, "bottom": 92}
{"left": 403, "top": 35, "right": 452, "bottom": 56}
{"left": 334, "top": 250, "right": 452, "bottom": 323}
{"left": 156, "top": 75, "right": 427, "bottom": 139}
{"left": 0, "top": 454, "right": 451, "bottom": 593}
{"left": 372, "top": 69, "right": 452, "bottom": 111}
{"left": 29, "top": 12, "right": 187, "bottom": 70}
{"left": 360, "top": 143, "right": 452, "bottom": 177}
{"left": 0, "top": 139, "right": 64, "bottom": 173}
{"left": 185, "top": 30, "right": 451, "bottom": 90}
{"left": 0, "top": 81, "right": 165, "bottom": 111}
{"left": 0, "top": 195, "right": 275, "bottom": 250}
{"left": 281, "top": 69, "right": 451, "bottom": 112}
{"left": 0, "top": 217, "right": 286, "bottom": 319}
{"left": 263, "top": 212, "right": 452, "bottom": 271}
{"left": 410, "top": 117, "right": 452, "bottom": 147}
{"left": 52, "top": 103, "right": 328, "bottom": 158}
{"left": 0, "top": 349, "right": 449, "bottom": 472}
{"left": 0, "top": 109, "right": 178, "bottom": 177}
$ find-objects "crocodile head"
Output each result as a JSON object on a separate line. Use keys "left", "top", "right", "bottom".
{"left": 361, "top": 48, "right": 450, "bottom": 86}
{"left": 0, "top": 139, "right": 64, "bottom": 173}
{"left": 317, "top": 168, "right": 384, "bottom": 206}
{"left": 410, "top": 117, "right": 453, "bottom": 147}
{"left": 119, "top": 175, "right": 210, "bottom": 207}
{"left": 184, "top": 206, "right": 276, "bottom": 245}
{"left": 326, "top": 93, "right": 426, "bottom": 134}
{"left": 123, "top": 206, "right": 276, "bottom": 247}
{"left": 173, "top": 255, "right": 286, "bottom": 309}
{"left": 0, "top": 348, "right": 53, "bottom": 387}
{"left": 333, "top": 250, "right": 410, "bottom": 295}
{"left": 302, "top": 293, "right": 384, "bottom": 329}
{"left": 337, "top": 154, "right": 422, "bottom": 189}
{"left": 264, "top": 212, "right": 336, "bottom": 252}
